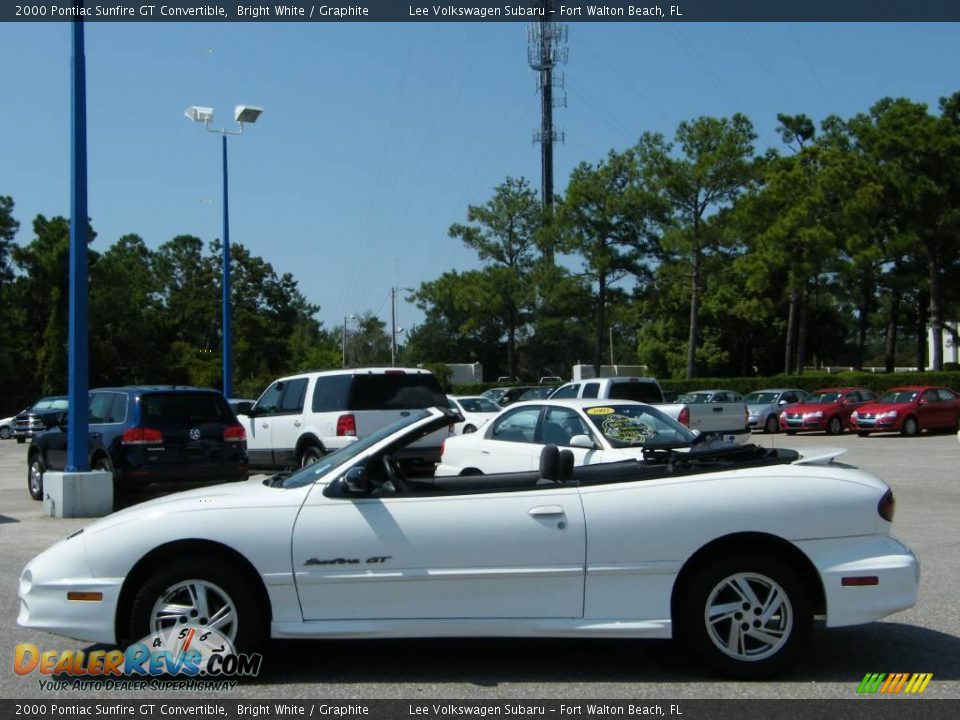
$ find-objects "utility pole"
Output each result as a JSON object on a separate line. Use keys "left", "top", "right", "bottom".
{"left": 527, "top": 0, "right": 568, "bottom": 264}
{"left": 391, "top": 287, "right": 414, "bottom": 367}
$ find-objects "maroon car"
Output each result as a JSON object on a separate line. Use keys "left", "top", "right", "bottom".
{"left": 779, "top": 387, "right": 875, "bottom": 435}
{"left": 850, "top": 386, "right": 960, "bottom": 437}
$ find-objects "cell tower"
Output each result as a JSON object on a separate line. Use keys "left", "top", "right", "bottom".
{"left": 527, "top": 0, "right": 568, "bottom": 264}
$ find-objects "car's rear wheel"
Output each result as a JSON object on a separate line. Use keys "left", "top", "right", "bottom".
{"left": 299, "top": 444, "right": 324, "bottom": 467}
{"left": 463, "top": 424, "right": 477, "bottom": 434}
{"left": 901, "top": 416, "right": 919, "bottom": 437}
{"left": 857, "top": 431, "right": 871, "bottom": 437}
{"left": 826, "top": 416, "right": 843, "bottom": 435}
{"left": 127, "top": 559, "right": 265, "bottom": 652}
{"left": 679, "top": 553, "right": 812, "bottom": 679}
{"left": 764, "top": 415, "right": 779, "bottom": 434}
{"left": 27, "top": 454, "right": 44, "bottom": 501}
{"left": 0, "top": 426, "right": 11, "bottom": 439}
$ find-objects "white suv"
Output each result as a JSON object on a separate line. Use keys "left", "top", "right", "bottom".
{"left": 238, "top": 368, "right": 450, "bottom": 470}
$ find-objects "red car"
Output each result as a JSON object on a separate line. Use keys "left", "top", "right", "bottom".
{"left": 850, "top": 386, "right": 960, "bottom": 437}
{"left": 780, "top": 387, "right": 875, "bottom": 435}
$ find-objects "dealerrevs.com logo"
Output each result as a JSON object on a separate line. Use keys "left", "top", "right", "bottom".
{"left": 14, "top": 626, "right": 262, "bottom": 691}
{"left": 857, "top": 672, "right": 934, "bottom": 695}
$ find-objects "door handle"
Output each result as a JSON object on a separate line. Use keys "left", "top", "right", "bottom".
{"left": 713, "top": 406, "right": 723, "bottom": 412}
{"left": 262, "top": 423, "right": 269, "bottom": 429}
{"left": 480, "top": 450, "right": 490, "bottom": 455}
{"left": 528, "top": 505, "right": 565, "bottom": 517}
{"left": 293, "top": 420, "right": 302, "bottom": 427}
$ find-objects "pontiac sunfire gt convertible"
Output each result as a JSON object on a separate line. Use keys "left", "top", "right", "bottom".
{"left": 18, "top": 405, "right": 919, "bottom": 678}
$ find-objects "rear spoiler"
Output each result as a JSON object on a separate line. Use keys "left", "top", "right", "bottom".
{"left": 792, "top": 447, "right": 847, "bottom": 465}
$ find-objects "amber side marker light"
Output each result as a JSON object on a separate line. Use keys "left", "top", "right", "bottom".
{"left": 842, "top": 577, "right": 879, "bottom": 587}
{"left": 66, "top": 592, "right": 103, "bottom": 601}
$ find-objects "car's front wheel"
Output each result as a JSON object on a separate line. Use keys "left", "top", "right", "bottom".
{"left": 901, "top": 416, "right": 919, "bottom": 437}
{"left": 0, "top": 426, "right": 11, "bottom": 440}
{"left": 826, "top": 416, "right": 843, "bottom": 435}
{"left": 764, "top": 415, "right": 779, "bottom": 434}
{"left": 27, "top": 454, "right": 44, "bottom": 500}
{"left": 679, "top": 554, "right": 812, "bottom": 679}
{"left": 127, "top": 559, "right": 265, "bottom": 652}
{"left": 299, "top": 444, "right": 324, "bottom": 467}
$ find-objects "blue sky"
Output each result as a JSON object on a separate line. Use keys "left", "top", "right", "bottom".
{"left": 2, "top": 21, "right": 959, "bottom": 334}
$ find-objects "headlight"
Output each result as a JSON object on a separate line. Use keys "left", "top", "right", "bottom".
{"left": 805, "top": 411, "right": 823, "bottom": 419}
{"left": 880, "top": 410, "right": 898, "bottom": 419}
{"left": 851, "top": 411, "right": 858, "bottom": 419}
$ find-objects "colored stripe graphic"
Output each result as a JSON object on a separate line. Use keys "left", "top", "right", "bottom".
{"left": 857, "top": 672, "right": 932, "bottom": 694}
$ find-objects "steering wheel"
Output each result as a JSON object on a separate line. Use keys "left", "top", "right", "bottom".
{"left": 382, "top": 455, "right": 410, "bottom": 493}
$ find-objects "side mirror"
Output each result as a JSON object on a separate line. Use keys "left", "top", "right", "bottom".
{"left": 44, "top": 412, "right": 67, "bottom": 429}
{"left": 343, "top": 466, "right": 371, "bottom": 494}
{"left": 568, "top": 434, "right": 596, "bottom": 450}
{"left": 779, "top": 399, "right": 788, "bottom": 405}
{"left": 234, "top": 401, "right": 254, "bottom": 416}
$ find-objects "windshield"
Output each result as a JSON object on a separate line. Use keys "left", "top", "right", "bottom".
{"left": 744, "top": 392, "right": 779, "bottom": 405}
{"left": 878, "top": 390, "right": 919, "bottom": 404}
{"left": 584, "top": 404, "right": 697, "bottom": 449}
{"left": 31, "top": 397, "right": 68, "bottom": 412}
{"left": 481, "top": 388, "right": 506, "bottom": 402}
{"left": 280, "top": 410, "right": 431, "bottom": 488}
{"left": 457, "top": 397, "right": 501, "bottom": 413}
{"left": 805, "top": 392, "right": 842, "bottom": 404}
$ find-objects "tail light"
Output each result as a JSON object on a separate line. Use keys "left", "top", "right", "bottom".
{"left": 440, "top": 438, "right": 446, "bottom": 458}
{"left": 337, "top": 414, "right": 356, "bottom": 436}
{"left": 122, "top": 427, "right": 163, "bottom": 445}
{"left": 878, "top": 489, "right": 896, "bottom": 522}
{"left": 224, "top": 424, "right": 246, "bottom": 443}
{"left": 678, "top": 406, "right": 690, "bottom": 427}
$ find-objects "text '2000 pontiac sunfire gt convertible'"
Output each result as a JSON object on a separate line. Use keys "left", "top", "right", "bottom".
{"left": 18, "top": 405, "right": 919, "bottom": 678}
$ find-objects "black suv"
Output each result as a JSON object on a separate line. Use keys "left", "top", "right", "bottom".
{"left": 27, "top": 386, "right": 248, "bottom": 501}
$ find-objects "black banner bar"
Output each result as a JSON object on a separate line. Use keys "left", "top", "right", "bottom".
{"left": 5, "top": 1, "right": 960, "bottom": 23}
{"left": 2, "top": 700, "right": 960, "bottom": 720}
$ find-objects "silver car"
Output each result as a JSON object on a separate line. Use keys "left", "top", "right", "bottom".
{"left": 744, "top": 388, "right": 808, "bottom": 434}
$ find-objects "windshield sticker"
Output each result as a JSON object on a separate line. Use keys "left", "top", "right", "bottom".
{"left": 587, "top": 407, "right": 615, "bottom": 415}
{"left": 602, "top": 414, "right": 657, "bottom": 444}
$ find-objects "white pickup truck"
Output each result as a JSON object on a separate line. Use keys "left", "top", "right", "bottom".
{"left": 550, "top": 377, "right": 750, "bottom": 445}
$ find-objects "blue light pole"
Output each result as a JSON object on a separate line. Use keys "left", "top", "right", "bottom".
{"left": 66, "top": 17, "right": 89, "bottom": 472}
{"left": 185, "top": 105, "right": 264, "bottom": 399}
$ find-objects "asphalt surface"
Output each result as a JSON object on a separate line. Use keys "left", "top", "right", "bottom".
{"left": 1, "top": 430, "right": 958, "bottom": 701}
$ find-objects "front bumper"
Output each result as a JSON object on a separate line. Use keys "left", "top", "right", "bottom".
{"left": 17, "top": 536, "right": 122, "bottom": 645}
{"left": 795, "top": 535, "right": 919, "bottom": 627}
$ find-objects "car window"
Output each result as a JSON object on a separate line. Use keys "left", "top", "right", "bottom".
{"left": 921, "top": 389, "right": 940, "bottom": 403}
{"left": 937, "top": 388, "right": 957, "bottom": 402}
{"left": 878, "top": 390, "right": 917, "bottom": 403}
{"left": 458, "top": 397, "right": 500, "bottom": 413}
{"left": 89, "top": 391, "right": 127, "bottom": 424}
{"left": 141, "top": 393, "right": 227, "bottom": 425}
{"left": 541, "top": 407, "right": 593, "bottom": 446}
{"left": 279, "top": 378, "right": 308, "bottom": 413}
{"left": 583, "top": 404, "right": 696, "bottom": 449}
{"left": 745, "top": 392, "right": 778, "bottom": 404}
{"left": 490, "top": 406, "right": 541, "bottom": 443}
{"left": 582, "top": 383, "right": 600, "bottom": 399}
{"left": 609, "top": 381, "right": 663, "bottom": 403}
{"left": 347, "top": 374, "right": 447, "bottom": 410}
{"left": 312, "top": 375, "right": 352, "bottom": 412}
{"left": 551, "top": 384, "right": 580, "bottom": 399}
{"left": 255, "top": 382, "right": 284, "bottom": 414}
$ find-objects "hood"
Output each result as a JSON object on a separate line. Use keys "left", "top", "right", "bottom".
{"left": 786, "top": 401, "right": 840, "bottom": 412}
{"left": 855, "top": 401, "right": 912, "bottom": 414}
{"left": 746, "top": 402, "right": 777, "bottom": 413}
{"left": 81, "top": 476, "right": 302, "bottom": 536}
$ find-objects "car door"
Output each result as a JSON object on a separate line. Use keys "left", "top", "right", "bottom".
{"left": 244, "top": 382, "right": 284, "bottom": 466}
{"left": 938, "top": 388, "right": 960, "bottom": 428}
{"left": 918, "top": 388, "right": 943, "bottom": 428}
{"left": 474, "top": 405, "right": 544, "bottom": 473}
{"left": 292, "top": 480, "right": 586, "bottom": 620}
{"left": 268, "top": 377, "right": 309, "bottom": 466}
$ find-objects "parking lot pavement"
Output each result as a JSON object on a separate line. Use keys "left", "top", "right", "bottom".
{"left": 1, "top": 431, "right": 958, "bottom": 700}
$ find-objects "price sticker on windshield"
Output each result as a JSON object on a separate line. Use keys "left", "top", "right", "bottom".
{"left": 587, "top": 407, "right": 615, "bottom": 415}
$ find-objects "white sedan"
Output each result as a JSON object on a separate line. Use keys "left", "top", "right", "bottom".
{"left": 438, "top": 398, "right": 700, "bottom": 476}
{"left": 19, "top": 406, "right": 918, "bottom": 678}
{"left": 447, "top": 395, "right": 501, "bottom": 434}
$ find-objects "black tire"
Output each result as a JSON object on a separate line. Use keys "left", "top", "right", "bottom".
{"left": 901, "top": 416, "right": 919, "bottom": 437}
{"left": 785, "top": 431, "right": 797, "bottom": 436}
{"left": 459, "top": 468, "right": 484, "bottom": 476}
{"left": 764, "top": 415, "right": 779, "bottom": 434}
{"left": 299, "top": 444, "right": 324, "bottom": 467}
{"left": 0, "top": 426, "right": 11, "bottom": 440}
{"left": 27, "top": 454, "right": 44, "bottom": 501}
{"left": 17, "top": 437, "right": 25, "bottom": 444}
{"left": 463, "top": 424, "right": 477, "bottom": 434}
{"left": 826, "top": 416, "right": 843, "bottom": 435}
{"left": 126, "top": 558, "right": 265, "bottom": 653}
{"left": 857, "top": 431, "right": 871, "bottom": 438}
{"left": 678, "top": 553, "right": 812, "bottom": 679}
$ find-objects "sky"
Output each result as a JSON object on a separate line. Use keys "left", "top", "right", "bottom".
{"left": 2, "top": 20, "right": 960, "bottom": 336}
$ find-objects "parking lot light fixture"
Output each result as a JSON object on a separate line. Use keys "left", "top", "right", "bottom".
{"left": 184, "top": 103, "right": 264, "bottom": 398}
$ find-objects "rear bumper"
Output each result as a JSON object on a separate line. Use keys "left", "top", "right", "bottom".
{"left": 795, "top": 535, "right": 919, "bottom": 627}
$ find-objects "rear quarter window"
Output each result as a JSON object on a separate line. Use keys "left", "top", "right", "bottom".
{"left": 347, "top": 374, "right": 447, "bottom": 410}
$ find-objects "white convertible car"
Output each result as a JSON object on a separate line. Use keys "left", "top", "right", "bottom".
{"left": 19, "top": 406, "right": 918, "bottom": 678}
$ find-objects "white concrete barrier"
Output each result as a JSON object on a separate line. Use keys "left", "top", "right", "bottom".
{"left": 42, "top": 470, "right": 113, "bottom": 518}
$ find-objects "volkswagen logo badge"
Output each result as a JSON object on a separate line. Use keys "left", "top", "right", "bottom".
{"left": 189, "top": 428, "right": 201, "bottom": 441}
